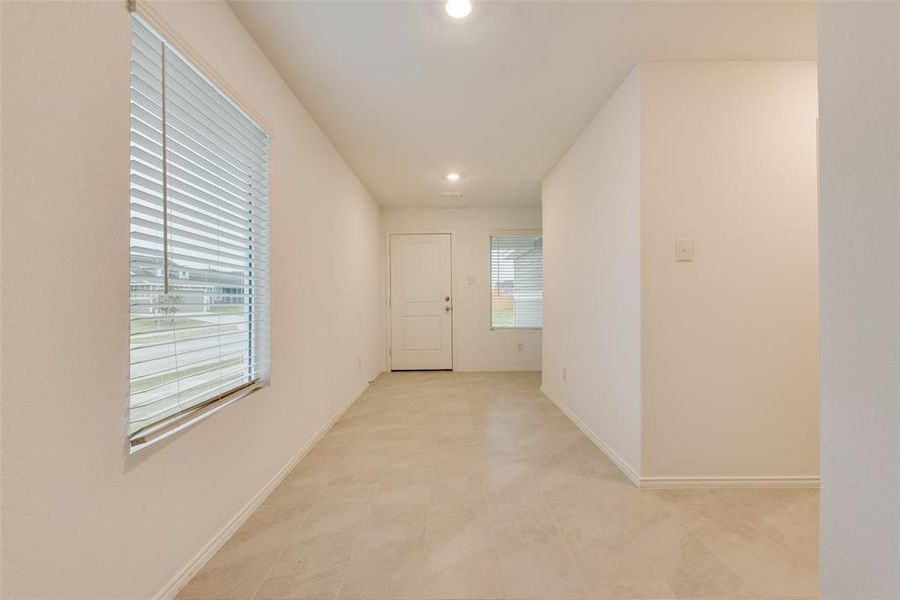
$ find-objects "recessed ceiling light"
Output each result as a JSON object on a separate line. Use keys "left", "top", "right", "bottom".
{"left": 445, "top": 0, "right": 472, "bottom": 20}
{"left": 445, "top": 172, "right": 461, "bottom": 181}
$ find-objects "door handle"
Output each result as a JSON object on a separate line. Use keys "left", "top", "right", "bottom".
{"left": 445, "top": 306, "right": 451, "bottom": 312}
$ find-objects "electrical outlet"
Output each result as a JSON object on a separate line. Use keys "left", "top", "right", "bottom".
{"left": 562, "top": 367, "right": 567, "bottom": 382}
{"left": 357, "top": 356, "right": 362, "bottom": 370}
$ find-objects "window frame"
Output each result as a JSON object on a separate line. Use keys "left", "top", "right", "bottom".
{"left": 489, "top": 230, "right": 544, "bottom": 331}
{"left": 127, "top": 11, "right": 271, "bottom": 453}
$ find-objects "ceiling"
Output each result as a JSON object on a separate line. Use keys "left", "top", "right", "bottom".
{"left": 230, "top": 1, "right": 816, "bottom": 207}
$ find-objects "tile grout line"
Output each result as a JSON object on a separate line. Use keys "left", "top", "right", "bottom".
{"left": 480, "top": 484, "right": 509, "bottom": 599}
{"left": 543, "top": 451, "right": 594, "bottom": 600}
{"left": 244, "top": 454, "right": 332, "bottom": 600}
{"left": 334, "top": 499, "right": 375, "bottom": 600}
{"left": 548, "top": 401, "right": 693, "bottom": 600}
{"left": 418, "top": 451, "right": 438, "bottom": 600}
{"left": 480, "top": 384, "right": 513, "bottom": 600}
{"left": 602, "top": 498, "right": 679, "bottom": 600}
{"left": 661, "top": 492, "right": 807, "bottom": 598}
{"left": 544, "top": 503, "right": 592, "bottom": 600}
{"left": 664, "top": 500, "right": 760, "bottom": 598}
{"left": 245, "top": 501, "right": 315, "bottom": 600}
{"left": 277, "top": 388, "right": 380, "bottom": 600}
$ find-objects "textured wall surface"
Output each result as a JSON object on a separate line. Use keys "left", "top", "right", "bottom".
{"left": 1, "top": 2, "right": 383, "bottom": 597}
{"left": 819, "top": 2, "right": 900, "bottom": 598}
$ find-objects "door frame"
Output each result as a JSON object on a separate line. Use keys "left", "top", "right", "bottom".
{"left": 385, "top": 230, "right": 456, "bottom": 371}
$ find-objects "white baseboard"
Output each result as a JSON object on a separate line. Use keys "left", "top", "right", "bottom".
{"left": 539, "top": 385, "right": 819, "bottom": 490}
{"left": 153, "top": 380, "right": 371, "bottom": 600}
{"left": 455, "top": 366, "right": 542, "bottom": 372}
{"left": 639, "top": 475, "right": 820, "bottom": 489}
{"left": 540, "top": 384, "right": 642, "bottom": 487}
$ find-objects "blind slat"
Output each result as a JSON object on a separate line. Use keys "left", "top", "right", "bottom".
{"left": 131, "top": 190, "right": 270, "bottom": 243}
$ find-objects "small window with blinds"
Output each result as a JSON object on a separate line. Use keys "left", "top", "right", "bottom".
{"left": 129, "top": 15, "right": 270, "bottom": 451}
{"left": 490, "top": 234, "right": 543, "bottom": 329}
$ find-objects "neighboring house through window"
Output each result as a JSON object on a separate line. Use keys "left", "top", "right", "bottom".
{"left": 490, "top": 233, "right": 543, "bottom": 329}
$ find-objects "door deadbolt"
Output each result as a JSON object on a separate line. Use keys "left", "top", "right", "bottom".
{"left": 445, "top": 296, "right": 450, "bottom": 301}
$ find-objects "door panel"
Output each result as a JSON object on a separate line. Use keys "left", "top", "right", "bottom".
{"left": 390, "top": 234, "right": 452, "bottom": 370}
{"left": 400, "top": 316, "right": 441, "bottom": 350}
{"left": 403, "top": 242, "right": 443, "bottom": 302}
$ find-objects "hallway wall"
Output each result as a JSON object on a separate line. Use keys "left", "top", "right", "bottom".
{"left": 640, "top": 61, "right": 819, "bottom": 481}
{"left": 541, "top": 68, "right": 643, "bottom": 477}
{"left": 0, "top": 2, "right": 384, "bottom": 598}
{"left": 542, "top": 61, "right": 819, "bottom": 483}
{"left": 382, "top": 206, "right": 542, "bottom": 372}
{"left": 818, "top": 2, "right": 900, "bottom": 597}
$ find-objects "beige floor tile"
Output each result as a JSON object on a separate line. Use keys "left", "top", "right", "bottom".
{"left": 264, "top": 478, "right": 327, "bottom": 508}
{"left": 538, "top": 463, "right": 597, "bottom": 505}
{"left": 318, "top": 471, "right": 384, "bottom": 505}
{"left": 288, "top": 452, "right": 390, "bottom": 486}
{"left": 179, "top": 372, "right": 820, "bottom": 600}
{"left": 177, "top": 504, "right": 309, "bottom": 600}
{"left": 651, "top": 489, "right": 740, "bottom": 530}
{"left": 586, "top": 471, "right": 646, "bottom": 505}
{"left": 654, "top": 489, "right": 819, "bottom": 597}
{"left": 689, "top": 516, "right": 818, "bottom": 598}
{"left": 253, "top": 502, "right": 371, "bottom": 600}
{"left": 713, "top": 489, "right": 819, "bottom": 565}
{"left": 379, "top": 467, "right": 434, "bottom": 505}
{"left": 612, "top": 500, "right": 753, "bottom": 598}
{"left": 482, "top": 460, "right": 547, "bottom": 504}
{"left": 551, "top": 502, "right": 675, "bottom": 599}
{"left": 489, "top": 502, "right": 586, "bottom": 599}
{"left": 424, "top": 503, "right": 504, "bottom": 599}
{"left": 338, "top": 503, "right": 428, "bottom": 599}
{"left": 566, "top": 443, "right": 623, "bottom": 480}
{"left": 432, "top": 461, "right": 487, "bottom": 503}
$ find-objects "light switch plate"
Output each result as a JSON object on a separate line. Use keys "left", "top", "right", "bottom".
{"left": 467, "top": 275, "right": 476, "bottom": 285}
{"left": 676, "top": 239, "right": 694, "bottom": 261}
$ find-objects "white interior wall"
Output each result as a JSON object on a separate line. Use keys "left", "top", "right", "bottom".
{"left": 640, "top": 61, "right": 819, "bottom": 481}
{"left": 542, "top": 62, "right": 819, "bottom": 483}
{"left": 382, "top": 207, "right": 542, "bottom": 372}
{"left": 0, "top": 0, "right": 4, "bottom": 580}
{"left": 541, "top": 68, "right": 643, "bottom": 476}
{"left": 818, "top": 2, "right": 900, "bottom": 597}
{"left": 0, "top": 2, "right": 384, "bottom": 598}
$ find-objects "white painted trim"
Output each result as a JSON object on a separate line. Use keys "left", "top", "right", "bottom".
{"left": 540, "top": 384, "right": 820, "bottom": 490}
{"left": 540, "top": 384, "right": 642, "bottom": 487}
{"left": 639, "top": 475, "right": 820, "bottom": 489}
{"left": 153, "top": 380, "right": 371, "bottom": 600}
{"left": 488, "top": 228, "right": 542, "bottom": 236}
{"left": 456, "top": 366, "right": 542, "bottom": 372}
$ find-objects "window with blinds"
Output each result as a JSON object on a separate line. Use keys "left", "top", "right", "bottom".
{"left": 490, "top": 234, "right": 543, "bottom": 329}
{"left": 129, "top": 15, "right": 270, "bottom": 450}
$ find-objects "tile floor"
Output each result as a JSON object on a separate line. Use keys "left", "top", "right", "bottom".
{"left": 177, "top": 371, "right": 819, "bottom": 600}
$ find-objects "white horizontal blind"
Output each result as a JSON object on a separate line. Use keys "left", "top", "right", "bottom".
{"left": 490, "top": 234, "right": 543, "bottom": 329}
{"left": 129, "top": 15, "right": 270, "bottom": 438}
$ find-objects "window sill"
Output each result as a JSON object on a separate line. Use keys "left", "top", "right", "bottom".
{"left": 129, "top": 380, "right": 265, "bottom": 454}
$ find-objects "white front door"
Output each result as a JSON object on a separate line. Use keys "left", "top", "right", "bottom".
{"left": 389, "top": 233, "right": 453, "bottom": 370}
